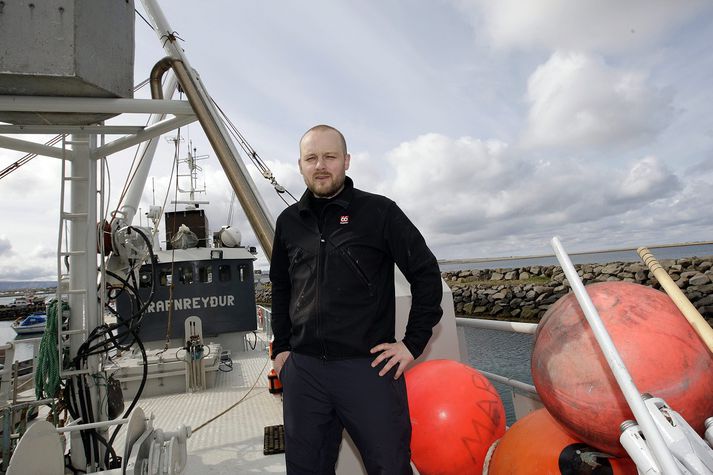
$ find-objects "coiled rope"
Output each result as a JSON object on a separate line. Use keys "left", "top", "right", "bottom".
{"left": 35, "top": 300, "right": 69, "bottom": 399}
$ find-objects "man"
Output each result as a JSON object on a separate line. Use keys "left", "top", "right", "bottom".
{"left": 270, "top": 124, "right": 443, "bottom": 474}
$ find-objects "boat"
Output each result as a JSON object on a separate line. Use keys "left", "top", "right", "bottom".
{"left": 0, "top": 2, "right": 712, "bottom": 474}
{"left": 10, "top": 312, "right": 47, "bottom": 335}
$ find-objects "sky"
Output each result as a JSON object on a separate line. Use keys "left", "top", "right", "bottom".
{"left": 1, "top": 0, "right": 713, "bottom": 280}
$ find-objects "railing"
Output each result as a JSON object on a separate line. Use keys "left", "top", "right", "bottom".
{"left": 454, "top": 316, "right": 541, "bottom": 423}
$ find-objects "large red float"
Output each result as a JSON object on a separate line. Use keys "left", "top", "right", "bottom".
{"left": 486, "top": 408, "right": 637, "bottom": 474}
{"left": 532, "top": 281, "right": 713, "bottom": 456}
{"left": 405, "top": 359, "right": 506, "bottom": 475}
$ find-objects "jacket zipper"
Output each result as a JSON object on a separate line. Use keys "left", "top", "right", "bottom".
{"left": 315, "top": 206, "right": 329, "bottom": 360}
{"left": 343, "top": 248, "right": 374, "bottom": 296}
{"left": 317, "top": 233, "right": 327, "bottom": 359}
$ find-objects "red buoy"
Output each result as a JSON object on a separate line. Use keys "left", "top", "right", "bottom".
{"left": 405, "top": 359, "right": 506, "bottom": 475}
{"left": 532, "top": 282, "right": 713, "bottom": 456}
{"left": 486, "top": 408, "right": 637, "bottom": 474}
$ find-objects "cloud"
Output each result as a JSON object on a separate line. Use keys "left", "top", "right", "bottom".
{"left": 521, "top": 52, "right": 673, "bottom": 150}
{"left": 456, "top": 0, "right": 710, "bottom": 53}
{"left": 373, "top": 133, "right": 691, "bottom": 258}
{"left": 0, "top": 236, "right": 12, "bottom": 256}
{"left": 618, "top": 156, "right": 679, "bottom": 201}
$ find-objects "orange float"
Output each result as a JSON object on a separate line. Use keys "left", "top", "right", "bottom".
{"left": 405, "top": 359, "right": 506, "bottom": 475}
{"left": 486, "top": 408, "right": 637, "bottom": 474}
{"left": 532, "top": 282, "right": 713, "bottom": 456}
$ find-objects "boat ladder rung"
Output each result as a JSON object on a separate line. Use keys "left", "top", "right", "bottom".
{"left": 60, "top": 329, "right": 86, "bottom": 337}
{"left": 60, "top": 369, "right": 90, "bottom": 378}
{"left": 63, "top": 140, "right": 89, "bottom": 145}
{"left": 61, "top": 212, "right": 88, "bottom": 220}
{"left": 65, "top": 289, "right": 87, "bottom": 295}
{"left": 63, "top": 176, "right": 88, "bottom": 182}
{"left": 59, "top": 251, "right": 86, "bottom": 257}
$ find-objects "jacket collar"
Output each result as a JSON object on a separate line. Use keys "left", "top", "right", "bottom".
{"left": 297, "top": 176, "right": 354, "bottom": 215}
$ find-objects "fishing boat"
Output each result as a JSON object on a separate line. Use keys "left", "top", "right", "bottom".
{"left": 10, "top": 313, "right": 47, "bottom": 336}
{"left": 0, "top": 2, "right": 712, "bottom": 474}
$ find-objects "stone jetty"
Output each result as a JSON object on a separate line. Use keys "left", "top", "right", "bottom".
{"left": 444, "top": 256, "right": 713, "bottom": 323}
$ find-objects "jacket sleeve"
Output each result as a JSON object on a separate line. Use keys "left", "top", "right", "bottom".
{"left": 384, "top": 202, "right": 443, "bottom": 359}
{"left": 269, "top": 216, "right": 292, "bottom": 359}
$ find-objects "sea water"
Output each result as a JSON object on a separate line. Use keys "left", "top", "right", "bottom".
{"left": 464, "top": 326, "right": 534, "bottom": 426}
{"left": 0, "top": 321, "right": 37, "bottom": 362}
{"left": 439, "top": 243, "right": 713, "bottom": 272}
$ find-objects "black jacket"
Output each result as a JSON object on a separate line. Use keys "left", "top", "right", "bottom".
{"left": 269, "top": 177, "right": 443, "bottom": 360}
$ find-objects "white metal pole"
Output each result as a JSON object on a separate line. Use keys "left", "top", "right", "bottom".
{"left": 120, "top": 73, "right": 179, "bottom": 226}
{"left": 140, "top": 0, "right": 277, "bottom": 259}
{"left": 550, "top": 237, "right": 681, "bottom": 475}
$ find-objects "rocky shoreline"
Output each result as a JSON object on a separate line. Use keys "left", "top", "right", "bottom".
{"left": 255, "top": 255, "right": 713, "bottom": 325}
{"left": 444, "top": 255, "right": 713, "bottom": 324}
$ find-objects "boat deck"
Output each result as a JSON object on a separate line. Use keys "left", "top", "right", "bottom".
{"left": 113, "top": 345, "right": 287, "bottom": 473}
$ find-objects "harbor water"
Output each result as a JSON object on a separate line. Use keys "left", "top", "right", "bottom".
{"left": 439, "top": 242, "right": 713, "bottom": 272}
{"left": 463, "top": 326, "right": 534, "bottom": 425}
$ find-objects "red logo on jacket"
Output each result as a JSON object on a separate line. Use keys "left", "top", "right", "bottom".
{"left": 339, "top": 215, "right": 349, "bottom": 225}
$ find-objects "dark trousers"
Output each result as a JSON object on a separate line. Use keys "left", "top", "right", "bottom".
{"left": 280, "top": 352, "right": 413, "bottom": 475}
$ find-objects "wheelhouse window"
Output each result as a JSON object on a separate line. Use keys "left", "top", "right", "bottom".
{"left": 198, "top": 265, "right": 213, "bottom": 283}
{"left": 218, "top": 265, "right": 231, "bottom": 282}
{"left": 179, "top": 265, "right": 194, "bottom": 284}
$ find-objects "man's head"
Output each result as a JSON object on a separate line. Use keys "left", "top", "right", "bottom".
{"left": 299, "top": 125, "right": 350, "bottom": 198}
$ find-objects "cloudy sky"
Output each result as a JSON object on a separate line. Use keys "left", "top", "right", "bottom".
{"left": 1, "top": 0, "right": 713, "bottom": 280}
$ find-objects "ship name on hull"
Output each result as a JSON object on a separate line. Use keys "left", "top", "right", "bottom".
{"left": 144, "top": 295, "right": 236, "bottom": 314}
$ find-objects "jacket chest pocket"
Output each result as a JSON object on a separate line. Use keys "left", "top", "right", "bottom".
{"left": 336, "top": 247, "right": 375, "bottom": 297}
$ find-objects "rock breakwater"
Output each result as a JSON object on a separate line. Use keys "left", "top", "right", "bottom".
{"left": 445, "top": 256, "right": 713, "bottom": 323}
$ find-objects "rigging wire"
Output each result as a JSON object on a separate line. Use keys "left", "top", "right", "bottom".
{"left": 0, "top": 77, "right": 152, "bottom": 181}
{"left": 155, "top": 129, "right": 183, "bottom": 355}
{"left": 135, "top": 8, "right": 155, "bottom": 31}
{"left": 210, "top": 98, "right": 298, "bottom": 206}
{"left": 0, "top": 135, "right": 63, "bottom": 180}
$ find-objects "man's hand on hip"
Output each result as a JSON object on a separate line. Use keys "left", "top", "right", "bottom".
{"left": 273, "top": 350, "right": 291, "bottom": 376}
{"left": 370, "top": 341, "right": 414, "bottom": 379}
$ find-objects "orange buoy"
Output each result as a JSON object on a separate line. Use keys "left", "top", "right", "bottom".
{"left": 405, "top": 359, "right": 506, "bottom": 475}
{"left": 532, "top": 282, "right": 713, "bottom": 456}
{"left": 486, "top": 408, "right": 637, "bottom": 474}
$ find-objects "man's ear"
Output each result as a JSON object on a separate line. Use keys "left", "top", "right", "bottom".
{"left": 344, "top": 153, "right": 351, "bottom": 171}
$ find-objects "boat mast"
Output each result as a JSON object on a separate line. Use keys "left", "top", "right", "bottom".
{"left": 140, "top": 0, "right": 276, "bottom": 260}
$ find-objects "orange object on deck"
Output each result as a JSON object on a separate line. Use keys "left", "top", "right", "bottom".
{"left": 532, "top": 282, "right": 713, "bottom": 456}
{"left": 486, "top": 408, "right": 637, "bottom": 474}
{"left": 267, "top": 369, "right": 282, "bottom": 394}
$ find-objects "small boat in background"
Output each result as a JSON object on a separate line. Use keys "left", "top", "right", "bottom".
{"left": 11, "top": 312, "right": 47, "bottom": 335}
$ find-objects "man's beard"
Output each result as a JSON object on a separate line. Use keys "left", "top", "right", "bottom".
{"left": 309, "top": 174, "right": 345, "bottom": 198}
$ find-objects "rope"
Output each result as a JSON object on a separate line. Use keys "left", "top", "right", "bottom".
{"left": 191, "top": 354, "right": 271, "bottom": 433}
{"left": 35, "top": 300, "right": 69, "bottom": 400}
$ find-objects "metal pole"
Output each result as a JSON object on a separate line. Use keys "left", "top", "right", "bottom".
{"left": 140, "top": 0, "right": 276, "bottom": 260}
{"left": 120, "top": 73, "right": 179, "bottom": 226}
{"left": 551, "top": 237, "right": 681, "bottom": 474}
